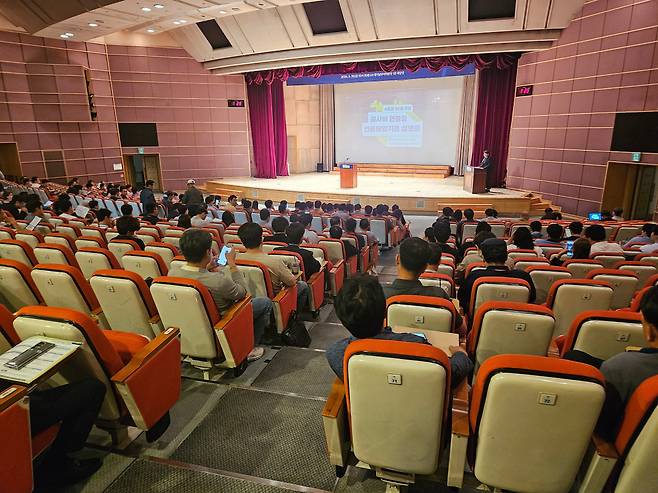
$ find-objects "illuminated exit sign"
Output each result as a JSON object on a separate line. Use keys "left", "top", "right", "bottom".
{"left": 516, "top": 85, "right": 533, "bottom": 97}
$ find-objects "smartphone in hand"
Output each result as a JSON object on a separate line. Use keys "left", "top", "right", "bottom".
{"left": 216, "top": 245, "right": 232, "bottom": 267}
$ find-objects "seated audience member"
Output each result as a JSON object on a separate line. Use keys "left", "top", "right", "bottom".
{"left": 456, "top": 208, "right": 475, "bottom": 244}
{"left": 564, "top": 221, "right": 584, "bottom": 241}
{"left": 241, "top": 199, "right": 253, "bottom": 221}
{"left": 264, "top": 199, "right": 274, "bottom": 212}
{"left": 24, "top": 199, "right": 51, "bottom": 225}
{"left": 300, "top": 213, "right": 319, "bottom": 244}
{"left": 530, "top": 220, "right": 543, "bottom": 239}
{"left": 640, "top": 227, "right": 658, "bottom": 253}
{"left": 326, "top": 275, "right": 473, "bottom": 384}
{"left": 205, "top": 195, "right": 221, "bottom": 219}
{"left": 313, "top": 200, "right": 323, "bottom": 215}
{"left": 364, "top": 205, "right": 373, "bottom": 216}
{"left": 612, "top": 208, "right": 624, "bottom": 221}
{"left": 278, "top": 202, "right": 289, "bottom": 217}
{"left": 87, "top": 199, "right": 99, "bottom": 214}
{"left": 508, "top": 227, "right": 543, "bottom": 256}
{"left": 222, "top": 210, "right": 235, "bottom": 227}
{"left": 0, "top": 207, "right": 18, "bottom": 228}
{"left": 252, "top": 200, "right": 260, "bottom": 211}
{"left": 274, "top": 222, "right": 321, "bottom": 281}
{"left": 6, "top": 193, "right": 27, "bottom": 220}
{"left": 141, "top": 203, "right": 160, "bottom": 225}
{"left": 424, "top": 227, "right": 436, "bottom": 243}
{"left": 95, "top": 208, "right": 113, "bottom": 229}
{"left": 225, "top": 195, "right": 238, "bottom": 213}
{"left": 120, "top": 204, "right": 133, "bottom": 217}
{"left": 259, "top": 208, "right": 272, "bottom": 229}
{"left": 432, "top": 220, "right": 460, "bottom": 260}
{"left": 177, "top": 213, "right": 191, "bottom": 229}
{"left": 601, "top": 210, "right": 613, "bottom": 222}
{"left": 264, "top": 216, "right": 289, "bottom": 243}
{"left": 624, "top": 223, "right": 654, "bottom": 247}
{"left": 330, "top": 225, "right": 358, "bottom": 260}
{"left": 564, "top": 285, "right": 658, "bottom": 440}
{"left": 550, "top": 237, "right": 591, "bottom": 266}
{"left": 455, "top": 231, "right": 495, "bottom": 284}
{"left": 540, "top": 207, "right": 556, "bottom": 220}
{"left": 452, "top": 209, "right": 463, "bottom": 222}
{"left": 169, "top": 229, "right": 271, "bottom": 360}
{"left": 112, "top": 216, "right": 145, "bottom": 250}
{"left": 237, "top": 223, "right": 309, "bottom": 311}
{"left": 438, "top": 207, "right": 453, "bottom": 222}
{"left": 344, "top": 217, "right": 365, "bottom": 250}
{"left": 459, "top": 221, "right": 492, "bottom": 257}
{"left": 586, "top": 224, "right": 624, "bottom": 254}
{"left": 359, "top": 218, "right": 378, "bottom": 247}
{"left": 425, "top": 243, "right": 443, "bottom": 272}
{"left": 190, "top": 205, "right": 212, "bottom": 228}
{"left": 458, "top": 238, "right": 536, "bottom": 316}
{"left": 535, "top": 223, "right": 564, "bottom": 246}
{"left": 483, "top": 208, "right": 498, "bottom": 221}
{"left": 383, "top": 237, "right": 465, "bottom": 334}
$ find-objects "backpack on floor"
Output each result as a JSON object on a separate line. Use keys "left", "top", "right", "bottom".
{"left": 281, "top": 312, "right": 311, "bottom": 348}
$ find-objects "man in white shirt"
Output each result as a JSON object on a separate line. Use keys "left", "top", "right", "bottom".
{"left": 586, "top": 224, "right": 624, "bottom": 254}
{"left": 190, "top": 205, "right": 212, "bottom": 228}
{"left": 640, "top": 228, "right": 658, "bottom": 253}
{"left": 300, "top": 213, "right": 319, "bottom": 244}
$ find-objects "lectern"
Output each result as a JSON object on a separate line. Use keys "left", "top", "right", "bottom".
{"left": 463, "top": 166, "right": 487, "bottom": 194}
{"left": 339, "top": 163, "right": 358, "bottom": 189}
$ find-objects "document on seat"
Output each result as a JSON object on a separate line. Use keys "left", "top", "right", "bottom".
{"left": 0, "top": 337, "right": 80, "bottom": 385}
{"left": 392, "top": 327, "right": 459, "bottom": 354}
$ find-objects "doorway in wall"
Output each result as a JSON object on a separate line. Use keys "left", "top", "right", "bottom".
{"left": 122, "top": 154, "right": 162, "bottom": 192}
{"left": 601, "top": 162, "right": 658, "bottom": 220}
{"left": 0, "top": 143, "right": 21, "bottom": 181}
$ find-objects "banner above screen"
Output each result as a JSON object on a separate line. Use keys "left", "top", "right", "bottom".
{"left": 286, "top": 64, "right": 475, "bottom": 86}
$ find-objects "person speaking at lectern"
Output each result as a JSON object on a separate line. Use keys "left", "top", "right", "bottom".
{"left": 479, "top": 149, "right": 494, "bottom": 192}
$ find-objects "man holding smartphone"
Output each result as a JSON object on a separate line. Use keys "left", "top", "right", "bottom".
{"left": 169, "top": 228, "right": 272, "bottom": 361}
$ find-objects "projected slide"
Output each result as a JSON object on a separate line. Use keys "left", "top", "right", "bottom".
{"left": 335, "top": 77, "right": 464, "bottom": 166}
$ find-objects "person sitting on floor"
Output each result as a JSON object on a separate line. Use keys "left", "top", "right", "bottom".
{"left": 458, "top": 238, "right": 536, "bottom": 316}
{"left": 564, "top": 285, "right": 658, "bottom": 440}
{"left": 586, "top": 224, "right": 624, "bottom": 254}
{"left": 326, "top": 275, "right": 473, "bottom": 384}
{"left": 329, "top": 225, "right": 358, "bottom": 260}
{"left": 383, "top": 237, "right": 465, "bottom": 335}
{"left": 264, "top": 216, "right": 289, "bottom": 243}
{"left": 111, "top": 216, "right": 145, "bottom": 250}
{"left": 168, "top": 228, "right": 271, "bottom": 361}
{"left": 274, "top": 222, "right": 321, "bottom": 281}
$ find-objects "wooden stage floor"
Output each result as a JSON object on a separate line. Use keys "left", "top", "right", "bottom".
{"left": 205, "top": 173, "right": 533, "bottom": 215}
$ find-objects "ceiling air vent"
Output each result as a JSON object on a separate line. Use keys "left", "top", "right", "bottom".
{"left": 197, "top": 19, "right": 232, "bottom": 49}
{"left": 468, "top": 0, "right": 516, "bottom": 21}
{"left": 303, "top": 0, "right": 347, "bottom": 35}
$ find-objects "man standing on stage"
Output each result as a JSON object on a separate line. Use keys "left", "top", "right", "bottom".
{"left": 479, "top": 149, "right": 494, "bottom": 192}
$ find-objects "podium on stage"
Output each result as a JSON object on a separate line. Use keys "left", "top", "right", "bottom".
{"left": 339, "top": 162, "right": 358, "bottom": 189}
{"left": 463, "top": 166, "right": 487, "bottom": 194}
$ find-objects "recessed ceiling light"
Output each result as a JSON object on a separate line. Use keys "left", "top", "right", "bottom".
{"left": 232, "top": 7, "right": 240, "bottom": 11}
{"left": 60, "top": 34, "right": 69, "bottom": 38}
{"left": 219, "top": 10, "right": 227, "bottom": 14}
{"left": 141, "top": 6, "right": 151, "bottom": 11}
{"left": 179, "top": 19, "right": 187, "bottom": 23}
{"left": 65, "top": 32, "right": 74, "bottom": 36}
{"left": 147, "top": 28, "right": 156, "bottom": 33}
{"left": 88, "top": 22, "right": 98, "bottom": 27}
{"left": 173, "top": 20, "right": 180, "bottom": 24}
{"left": 153, "top": 3, "right": 164, "bottom": 8}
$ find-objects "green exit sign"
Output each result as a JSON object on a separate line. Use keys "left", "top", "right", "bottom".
{"left": 632, "top": 152, "right": 641, "bottom": 162}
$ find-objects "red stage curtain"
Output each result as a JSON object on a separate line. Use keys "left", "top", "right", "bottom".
{"left": 470, "top": 59, "right": 518, "bottom": 188}
{"left": 246, "top": 80, "right": 288, "bottom": 178}
{"left": 245, "top": 54, "right": 518, "bottom": 85}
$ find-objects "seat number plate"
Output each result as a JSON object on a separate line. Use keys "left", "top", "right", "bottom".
{"left": 538, "top": 393, "right": 557, "bottom": 406}
{"left": 387, "top": 374, "right": 402, "bottom": 385}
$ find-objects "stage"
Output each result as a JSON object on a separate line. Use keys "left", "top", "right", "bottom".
{"left": 204, "top": 173, "right": 539, "bottom": 215}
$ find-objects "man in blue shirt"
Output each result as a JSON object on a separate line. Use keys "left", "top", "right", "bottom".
{"left": 326, "top": 275, "right": 472, "bottom": 386}
{"left": 623, "top": 223, "right": 653, "bottom": 248}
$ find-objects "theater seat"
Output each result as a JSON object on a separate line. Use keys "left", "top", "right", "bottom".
{"left": 419, "top": 272, "right": 455, "bottom": 297}
{"left": 586, "top": 269, "right": 639, "bottom": 310}
{"left": 320, "top": 238, "right": 357, "bottom": 277}
{"left": 74, "top": 236, "right": 106, "bottom": 250}
{"left": 469, "top": 277, "right": 531, "bottom": 320}
{"left": 0, "top": 259, "right": 43, "bottom": 311}
{"left": 14, "top": 230, "right": 43, "bottom": 249}
{"left": 0, "top": 304, "right": 18, "bottom": 353}
{"left": 564, "top": 259, "right": 604, "bottom": 279}
{"left": 145, "top": 242, "right": 179, "bottom": 267}
{"left": 56, "top": 223, "right": 81, "bottom": 239}
{"left": 508, "top": 249, "right": 540, "bottom": 261}
{"left": 304, "top": 244, "right": 344, "bottom": 296}
{"left": 0, "top": 239, "right": 37, "bottom": 267}
{"left": 74, "top": 247, "right": 121, "bottom": 280}
{"left": 33, "top": 243, "right": 80, "bottom": 269}
{"left": 90, "top": 269, "right": 163, "bottom": 339}
{"left": 12, "top": 306, "right": 181, "bottom": 444}
{"left": 591, "top": 253, "right": 627, "bottom": 269}
{"left": 122, "top": 250, "right": 168, "bottom": 279}
{"left": 43, "top": 232, "right": 77, "bottom": 251}
{"left": 526, "top": 265, "right": 572, "bottom": 305}
{"left": 468, "top": 302, "right": 555, "bottom": 373}
{"left": 322, "top": 340, "right": 458, "bottom": 490}
{"left": 270, "top": 250, "right": 325, "bottom": 313}
{"left": 513, "top": 256, "right": 549, "bottom": 272}
{"left": 0, "top": 226, "right": 15, "bottom": 240}
{"left": 150, "top": 277, "right": 254, "bottom": 377}
{"left": 108, "top": 239, "right": 140, "bottom": 266}
{"left": 560, "top": 311, "right": 644, "bottom": 360}
{"left": 451, "top": 355, "right": 605, "bottom": 492}
{"left": 387, "top": 295, "right": 457, "bottom": 334}
{"left": 613, "top": 261, "right": 657, "bottom": 287}
{"left": 546, "top": 279, "right": 613, "bottom": 337}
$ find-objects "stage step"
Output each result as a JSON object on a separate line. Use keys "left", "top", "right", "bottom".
{"left": 333, "top": 164, "right": 452, "bottom": 179}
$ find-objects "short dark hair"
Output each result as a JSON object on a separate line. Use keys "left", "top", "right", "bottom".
{"left": 314, "top": 200, "right": 321, "bottom": 208}
{"left": 642, "top": 223, "right": 655, "bottom": 235}
{"left": 640, "top": 286, "right": 658, "bottom": 327}
{"left": 228, "top": 194, "right": 237, "bottom": 202}
{"left": 300, "top": 213, "right": 312, "bottom": 227}
{"left": 475, "top": 221, "right": 492, "bottom": 234}
{"left": 177, "top": 214, "right": 191, "bottom": 229}
{"left": 26, "top": 200, "right": 42, "bottom": 213}
{"left": 364, "top": 205, "right": 373, "bottom": 215}
{"left": 144, "top": 202, "right": 157, "bottom": 215}
{"left": 613, "top": 208, "right": 623, "bottom": 216}
{"left": 345, "top": 218, "right": 357, "bottom": 233}
{"left": 286, "top": 222, "right": 305, "bottom": 245}
{"left": 530, "top": 220, "right": 542, "bottom": 232}
{"left": 290, "top": 213, "right": 300, "bottom": 223}
{"left": 278, "top": 203, "right": 287, "bottom": 213}
{"left": 464, "top": 208, "right": 474, "bottom": 220}
{"left": 264, "top": 200, "right": 273, "bottom": 208}
{"left": 474, "top": 231, "right": 496, "bottom": 247}
{"left": 205, "top": 195, "right": 215, "bottom": 204}
{"left": 88, "top": 200, "right": 98, "bottom": 209}
{"left": 425, "top": 227, "right": 436, "bottom": 242}
{"left": 442, "top": 207, "right": 453, "bottom": 217}
{"left": 427, "top": 243, "right": 442, "bottom": 265}
{"left": 145, "top": 180, "right": 154, "bottom": 187}
{"left": 399, "top": 237, "right": 430, "bottom": 277}
{"left": 329, "top": 226, "right": 343, "bottom": 239}
{"left": 359, "top": 218, "right": 370, "bottom": 230}
{"left": 546, "top": 223, "right": 564, "bottom": 241}
{"left": 511, "top": 227, "right": 534, "bottom": 250}
{"left": 572, "top": 238, "right": 591, "bottom": 259}
{"left": 335, "top": 275, "right": 386, "bottom": 339}
{"left": 179, "top": 229, "right": 212, "bottom": 263}
{"left": 96, "top": 209, "right": 112, "bottom": 221}
{"left": 272, "top": 216, "right": 289, "bottom": 233}
{"left": 260, "top": 209, "right": 270, "bottom": 221}
{"left": 585, "top": 224, "right": 606, "bottom": 242}
{"left": 329, "top": 217, "right": 341, "bottom": 227}
{"left": 116, "top": 216, "right": 140, "bottom": 235}
{"left": 432, "top": 221, "right": 451, "bottom": 243}
{"left": 569, "top": 221, "right": 583, "bottom": 235}
{"left": 121, "top": 204, "right": 133, "bottom": 216}
{"left": 238, "top": 222, "right": 263, "bottom": 249}
{"left": 222, "top": 210, "right": 235, "bottom": 226}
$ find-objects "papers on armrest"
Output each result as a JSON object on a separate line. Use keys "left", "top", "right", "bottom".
{"left": 26, "top": 216, "right": 42, "bottom": 231}
{"left": 0, "top": 337, "right": 80, "bottom": 385}
{"left": 392, "top": 326, "right": 459, "bottom": 354}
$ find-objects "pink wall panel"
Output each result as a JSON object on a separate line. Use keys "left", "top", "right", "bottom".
{"left": 508, "top": 0, "right": 658, "bottom": 214}
{"left": 0, "top": 32, "right": 250, "bottom": 187}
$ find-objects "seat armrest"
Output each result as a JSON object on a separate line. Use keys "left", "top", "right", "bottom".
{"left": 272, "top": 285, "right": 297, "bottom": 332}
{"left": 111, "top": 327, "right": 181, "bottom": 430}
{"left": 447, "top": 380, "right": 470, "bottom": 488}
{"left": 548, "top": 338, "right": 561, "bottom": 358}
{"left": 322, "top": 378, "right": 350, "bottom": 467}
{"left": 575, "top": 435, "right": 619, "bottom": 493}
{"left": 148, "top": 314, "right": 161, "bottom": 325}
{"left": 214, "top": 295, "right": 252, "bottom": 331}
{"left": 0, "top": 385, "right": 28, "bottom": 412}
{"left": 213, "top": 296, "right": 254, "bottom": 368}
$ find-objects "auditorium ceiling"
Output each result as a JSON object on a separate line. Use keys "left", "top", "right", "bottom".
{"left": 0, "top": 0, "right": 585, "bottom": 74}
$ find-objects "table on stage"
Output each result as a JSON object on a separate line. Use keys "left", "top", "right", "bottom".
{"left": 339, "top": 163, "right": 357, "bottom": 189}
{"left": 463, "top": 166, "right": 487, "bottom": 194}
